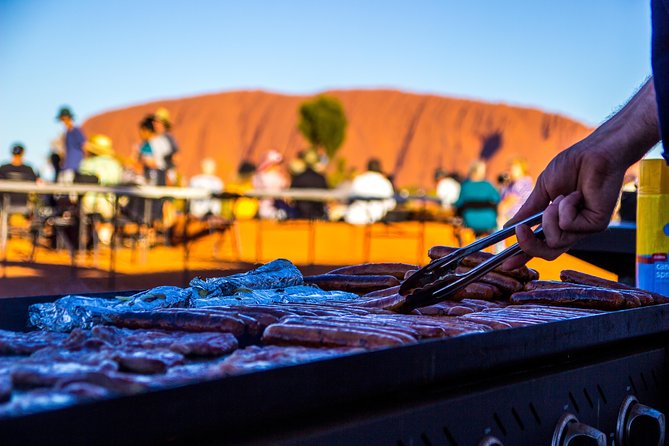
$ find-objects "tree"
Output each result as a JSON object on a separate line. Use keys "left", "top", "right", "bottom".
{"left": 297, "top": 95, "right": 347, "bottom": 159}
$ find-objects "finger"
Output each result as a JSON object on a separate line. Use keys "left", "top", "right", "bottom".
{"left": 504, "top": 178, "right": 551, "bottom": 228}
{"left": 500, "top": 251, "right": 532, "bottom": 271}
{"left": 515, "top": 222, "right": 564, "bottom": 261}
{"left": 559, "top": 190, "right": 610, "bottom": 234}
{"left": 542, "top": 195, "right": 564, "bottom": 249}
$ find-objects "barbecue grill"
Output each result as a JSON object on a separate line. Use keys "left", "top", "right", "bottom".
{"left": 1, "top": 291, "right": 668, "bottom": 445}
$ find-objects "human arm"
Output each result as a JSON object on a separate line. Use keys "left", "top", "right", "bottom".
{"left": 503, "top": 78, "right": 661, "bottom": 268}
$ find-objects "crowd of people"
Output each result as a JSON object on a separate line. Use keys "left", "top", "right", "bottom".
{"left": 0, "top": 104, "right": 641, "bottom": 252}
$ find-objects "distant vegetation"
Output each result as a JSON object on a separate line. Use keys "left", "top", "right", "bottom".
{"left": 297, "top": 95, "right": 348, "bottom": 159}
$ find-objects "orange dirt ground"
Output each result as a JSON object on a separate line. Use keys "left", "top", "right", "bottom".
{"left": 0, "top": 220, "right": 615, "bottom": 299}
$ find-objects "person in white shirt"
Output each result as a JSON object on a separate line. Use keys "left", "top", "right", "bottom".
{"left": 345, "top": 158, "right": 396, "bottom": 225}
{"left": 189, "top": 158, "right": 224, "bottom": 219}
{"left": 434, "top": 169, "right": 461, "bottom": 211}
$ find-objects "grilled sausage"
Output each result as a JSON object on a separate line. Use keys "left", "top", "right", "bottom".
{"left": 326, "top": 263, "right": 419, "bottom": 280}
{"left": 363, "top": 285, "right": 401, "bottom": 298}
{"left": 509, "top": 288, "right": 626, "bottom": 310}
{"left": 454, "top": 266, "right": 523, "bottom": 294}
{"left": 560, "top": 269, "right": 668, "bottom": 304}
{"left": 304, "top": 274, "right": 400, "bottom": 294}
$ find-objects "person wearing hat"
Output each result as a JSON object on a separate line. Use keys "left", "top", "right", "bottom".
{"left": 78, "top": 134, "right": 122, "bottom": 222}
{"left": 0, "top": 143, "right": 39, "bottom": 210}
{"left": 56, "top": 106, "right": 86, "bottom": 181}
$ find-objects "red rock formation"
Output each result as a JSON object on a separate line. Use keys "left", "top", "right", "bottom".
{"left": 82, "top": 89, "right": 592, "bottom": 189}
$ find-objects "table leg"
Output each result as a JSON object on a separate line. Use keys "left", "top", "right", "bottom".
{"left": 182, "top": 199, "right": 190, "bottom": 285}
{"left": 108, "top": 195, "right": 119, "bottom": 289}
{"left": 1, "top": 194, "right": 8, "bottom": 276}
{"left": 78, "top": 194, "right": 85, "bottom": 264}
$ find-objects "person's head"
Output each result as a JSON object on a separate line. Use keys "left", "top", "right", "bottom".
{"left": 237, "top": 160, "right": 256, "bottom": 180}
{"left": 367, "top": 158, "right": 382, "bottom": 173}
{"left": 139, "top": 116, "right": 155, "bottom": 140}
{"left": 201, "top": 158, "right": 216, "bottom": 176}
{"left": 10, "top": 143, "right": 24, "bottom": 165}
{"left": 56, "top": 106, "right": 75, "bottom": 129}
{"left": 257, "top": 150, "right": 283, "bottom": 172}
{"left": 468, "top": 160, "right": 487, "bottom": 181}
{"left": 289, "top": 158, "right": 306, "bottom": 175}
{"left": 434, "top": 167, "right": 447, "bottom": 183}
{"left": 153, "top": 107, "right": 171, "bottom": 132}
{"left": 302, "top": 149, "right": 319, "bottom": 169}
{"left": 84, "top": 134, "right": 115, "bottom": 158}
{"left": 509, "top": 157, "right": 528, "bottom": 181}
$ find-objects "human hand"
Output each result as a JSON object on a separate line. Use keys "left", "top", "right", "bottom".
{"left": 502, "top": 139, "right": 627, "bottom": 269}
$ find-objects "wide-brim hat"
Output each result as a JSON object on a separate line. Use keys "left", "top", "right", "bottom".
{"left": 257, "top": 150, "right": 284, "bottom": 172}
{"left": 154, "top": 107, "right": 171, "bottom": 125}
{"left": 56, "top": 106, "right": 74, "bottom": 120}
{"left": 85, "top": 134, "right": 115, "bottom": 157}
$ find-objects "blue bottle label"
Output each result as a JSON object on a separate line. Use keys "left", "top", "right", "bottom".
{"left": 637, "top": 253, "right": 669, "bottom": 295}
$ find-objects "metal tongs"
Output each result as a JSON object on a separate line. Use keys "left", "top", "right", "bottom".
{"left": 398, "top": 212, "right": 544, "bottom": 312}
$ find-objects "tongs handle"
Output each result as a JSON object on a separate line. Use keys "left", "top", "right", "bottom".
{"left": 452, "top": 211, "right": 543, "bottom": 259}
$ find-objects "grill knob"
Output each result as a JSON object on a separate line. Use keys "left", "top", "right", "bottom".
{"left": 478, "top": 435, "right": 503, "bottom": 446}
{"left": 551, "top": 413, "right": 606, "bottom": 446}
{"left": 616, "top": 395, "right": 666, "bottom": 446}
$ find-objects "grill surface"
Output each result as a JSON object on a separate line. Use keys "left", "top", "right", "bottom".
{"left": 1, "top": 292, "right": 668, "bottom": 445}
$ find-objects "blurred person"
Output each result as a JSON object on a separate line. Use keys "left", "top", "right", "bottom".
{"left": 153, "top": 107, "right": 180, "bottom": 185}
{"left": 189, "top": 158, "right": 224, "bottom": 219}
{"left": 253, "top": 150, "right": 289, "bottom": 220}
{"left": 138, "top": 115, "right": 171, "bottom": 186}
{"left": 434, "top": 168, "right": 461, "bottom": 210}
{"left": 498, "top": 157, "right": 533, "bottom": 224}
{"left": 345, "top": 158, "right": 395, "bottom": 225}
{"left": 56, "top": 106, "right": 85, "bottom": 182}
{"left": 78, "top": 134, "right": 123, "bottom": 220}
{"left": 0, "top": 143, "right": 39, "bottom": 209}
{"left": 290, "top": 150, "right": 328, "bottom": 220}
{"left": 454, "top": 160, "right": 500, "bottom": 236}
{"left": 225, "top": 161, "right": 259, "bottom": 220}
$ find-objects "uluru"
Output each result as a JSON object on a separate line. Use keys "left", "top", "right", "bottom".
{"left": 82, "top": 89, "right": 592, "bottom": 189}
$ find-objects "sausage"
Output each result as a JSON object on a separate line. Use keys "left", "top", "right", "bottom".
{"left": 326, "top": 263, "right": 419, "bottom": 280}
{"left": 356, "top": 293, "right": 406, "bottom": 311}
{"left": 456, "top": 315, "right": 514, "bottom": 330}
{"left": 304, "top": 274, "right": 400, "bottom": 294}
{"left": 524, "top": 280, "right": 652, "bottom": 307}
{"left": 560, "top": 270, "right": 669, "bottom": 304}
{"left": 428, "top": 246, "right": 539, "bottom": 281}
{"left": 107, "top": 311, "right": 247, "bottom": 336}
{"left": 363, "top": 285, "right": 401, "bottom": 298}
{"left": 524, "top": 280, "right": 590, "bottom": 291}
{"left": 452, "top": 282, "right": 503, "bottom": 301}
{"left": 404, "top": 269, "right": 418, "bottom": 280}
{"left": 454, "top": 266, "right": 522, "bottom": 294}
{"left": 509, "top": 288, "right": 626, "bottom": 310}
{"left": 262, "top": 322, "right": 415, "bottom": 348}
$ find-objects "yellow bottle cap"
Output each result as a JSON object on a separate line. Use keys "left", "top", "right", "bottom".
{"left": 639, "top": 158, "right": 669, "bottom": 195}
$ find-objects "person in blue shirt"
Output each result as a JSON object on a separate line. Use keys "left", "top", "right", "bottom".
{"left": 504, "top": 0, "right": 669, "bottom": 269}
{"left": 56, "top": 106, "right": 85, "bottom": 181}
{"left": 454, "top": 160, "right": 500, "bottom": 236}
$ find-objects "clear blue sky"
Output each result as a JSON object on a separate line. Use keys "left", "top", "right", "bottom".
{"left": 0, "top": 0, "right": 653, "bottom": 169}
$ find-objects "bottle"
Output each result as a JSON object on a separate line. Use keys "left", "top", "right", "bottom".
{"left": 636, "top": 158, "right": 669, "bottom": 294}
